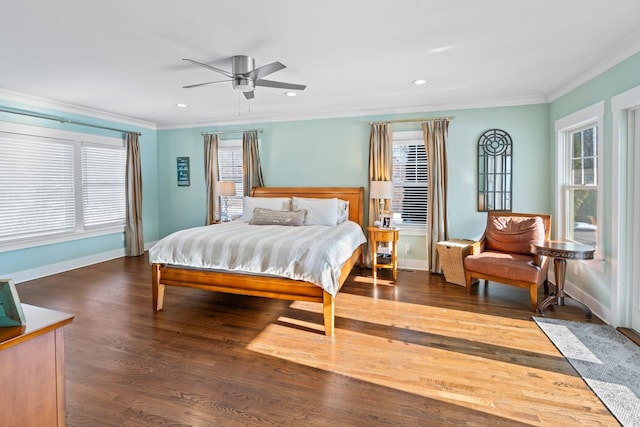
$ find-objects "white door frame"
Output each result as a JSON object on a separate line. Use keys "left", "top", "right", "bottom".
{"left": 611, "top": 86, "right": 640, "bottom": 329}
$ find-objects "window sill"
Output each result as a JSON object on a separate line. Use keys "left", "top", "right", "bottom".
{"left": 0, "top": 226, "right": 125, "bottom": 253}
{"left": 397, "top": 227, "right": 426, "bottom": 237}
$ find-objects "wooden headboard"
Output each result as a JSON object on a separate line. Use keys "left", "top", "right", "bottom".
{"left": 250, "top": 187, "right": 365, "bottom": 227}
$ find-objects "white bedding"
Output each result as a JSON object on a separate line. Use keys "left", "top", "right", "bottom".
{"left": 149, "top": 220, "right": 366, "bottom": 296}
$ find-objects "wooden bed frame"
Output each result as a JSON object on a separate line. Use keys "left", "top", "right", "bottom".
{"left": 152, "top": 187, "right": 365, "bottom": 336}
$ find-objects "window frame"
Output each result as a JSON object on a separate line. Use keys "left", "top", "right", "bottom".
{"left": 0, "top": 121, "right": 126, "bottom": 253}
{"left": 555, "top": 101, "right": 604, "bottom": 268}
{"left": 217, "top": 138, "right": 243, "bottom": 219}
{"left": 391, "top": 130, "right": 427, "bottom": 236}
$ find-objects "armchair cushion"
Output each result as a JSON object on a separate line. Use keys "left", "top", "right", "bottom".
{"left": 485, "top": 216, "right": 544, "bottom": 255}
{"left": 464, "top": 251, "right": 543, "bottom": 284}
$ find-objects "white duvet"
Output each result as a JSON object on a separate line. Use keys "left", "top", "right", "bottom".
{"left": 149, "top": 220, "right": 366, "bottom": 296}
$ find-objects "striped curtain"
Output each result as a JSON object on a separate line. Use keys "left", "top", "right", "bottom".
{"left": 125, "top": 133, "right": 144, "bottom": 256}
{"left": 423, "top": 120, "right": 450, "bottom": 272}
{"left": 204, "top": 133, "right": 220, "bottom": 225}
{"left": 242, "top": 130, "right": 264, "bottom": 196}
{"left": 367, "top": 123, "right": 393, "bottom": 265}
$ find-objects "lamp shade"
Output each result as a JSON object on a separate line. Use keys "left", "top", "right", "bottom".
{"left": 216, "top": 181, "right": 237, "bottom": 197}
{"left": 369, "top": 180, "right": 394, "bottom": 199}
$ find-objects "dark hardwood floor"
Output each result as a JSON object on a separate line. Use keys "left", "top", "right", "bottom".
{"left": 15, "top": 254, "right": 619, "bottom": 426}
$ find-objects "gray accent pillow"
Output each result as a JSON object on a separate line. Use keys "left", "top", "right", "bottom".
{"left": 249, "top": 208, "right": 307, "bottom": 226}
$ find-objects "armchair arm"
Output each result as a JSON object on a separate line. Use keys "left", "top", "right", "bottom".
{"left": 469, "top": 240, "right": 483, "bottom": 255}
{"left": 534, "top": 253, "right": 551, "bottom": 276}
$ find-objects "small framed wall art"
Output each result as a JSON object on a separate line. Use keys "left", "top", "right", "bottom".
{"left": 0, "top": 279, "right": 26, "bottom": 327}
{"left": 177, "top": 156, "right": 190, "bottom": 187}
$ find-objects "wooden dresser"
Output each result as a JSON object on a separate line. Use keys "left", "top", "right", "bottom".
{"left": 0, "top": 304, "right": 74, "bottom": 427}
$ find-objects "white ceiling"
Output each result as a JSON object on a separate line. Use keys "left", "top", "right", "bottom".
{"left": 2, "top": 1, "right": 640, "bottom": 129}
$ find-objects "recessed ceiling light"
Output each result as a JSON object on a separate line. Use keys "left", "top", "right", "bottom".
{"left": 413, "top": 79, "right": 427, "bottom": 85}
{"left": 176, "top": 103, "right": 187, "bottom": 108}
{"left": 285, "top": 92, "right": 296, "bottom": 97}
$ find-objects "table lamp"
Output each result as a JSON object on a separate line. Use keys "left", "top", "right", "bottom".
{"left": 217, "top": 181, "right": 237, "bottom": 222}
{"left": 369, "top": 180, "right": 394, "bottom": 220}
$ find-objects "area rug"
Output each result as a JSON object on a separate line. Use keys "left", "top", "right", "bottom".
{"left": 533, "top": 317, "right": 640, "bottom": 426}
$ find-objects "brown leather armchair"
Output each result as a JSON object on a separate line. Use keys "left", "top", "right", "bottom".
{"left": 463, "top": 212, "right": 551, "bottom": 311}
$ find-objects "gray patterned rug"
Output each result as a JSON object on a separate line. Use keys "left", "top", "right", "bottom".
{"left": 534, "top": 317, "right": 640, "bottom": 426}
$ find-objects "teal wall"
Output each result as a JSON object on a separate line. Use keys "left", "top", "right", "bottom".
{"left": 549, "top": 51, "right": 640, "bottom": 311}
{"left": 157, "top": 103, "right": 551, "bottom": 264}
{"left": 0, "top": 100, "right": 159, "bottom": 277}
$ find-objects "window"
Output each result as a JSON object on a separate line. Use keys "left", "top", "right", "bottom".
{"left": 555, "top": 102, "right": 604, "bottom": 263}
{"left": 0, "top": 122, "right": 126, "bottom": 251}
{"left": 82, "top": 144, "right": 126, "bottom": 228}
{"left": 218, "top": 139, "right": 243, "bottom": 218}
{"left": 391, "top": 131, "right": 427, "bottom": 234}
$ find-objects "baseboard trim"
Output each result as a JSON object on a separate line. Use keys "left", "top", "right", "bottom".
{"left": 11, "top": 241, "right": 157, "bottom": 284}
{"left": 397, "top": 258, "right": 428, "bottom": 271}
{"left": 617, "top": 327, "right": 640, "bottom": 347}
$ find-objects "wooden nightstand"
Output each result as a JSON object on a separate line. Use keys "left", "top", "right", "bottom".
{"left": 368, "top": 226, "right": 399, "bottom": 280}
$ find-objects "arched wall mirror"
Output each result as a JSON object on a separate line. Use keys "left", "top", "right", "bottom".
{"left": 477, "top": 129, "right": 512, "bottom": 212}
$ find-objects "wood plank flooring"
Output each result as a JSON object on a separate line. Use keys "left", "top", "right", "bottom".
{"left": 15, "top": 254, "right": 620, "bottom": 426}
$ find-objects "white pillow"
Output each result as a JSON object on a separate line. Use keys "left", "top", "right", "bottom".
{"left": 243, "top": 197, "right": 291, "bottom": 222}
{"left": 292, "top": 197, "right": 339, "bottom": 226}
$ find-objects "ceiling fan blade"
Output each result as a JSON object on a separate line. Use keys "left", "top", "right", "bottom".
{"left": 182, "top": 58, "right": 234, "bottom": 78}
{"left": 243, "top": 91, "right": 255, "bottom": 100}
{"left": 247, "top": 61, "right": 286, "bottom": 80}
{"left": 183, "top": 79, "right": 231, "bottom": 89}
{"left": 255, "top": 79, "right": 306, "bottom": 91}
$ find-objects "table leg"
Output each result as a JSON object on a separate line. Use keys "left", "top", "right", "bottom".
{"left": 391, "top": 239, "right": 397, "bottom": 280}
{"left": 371, "top": 240, "right": 377, "bottom": 280}
{"left": 538, "top": 258, "right": 592, "bottom": 319}
{"left": 554, "top": 258, "right": 567, "bottom": 304}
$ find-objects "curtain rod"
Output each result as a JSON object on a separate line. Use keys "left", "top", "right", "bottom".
{"left": 0, "top": 106, "right": 141, "bottom": 136}
{"left": 201, "top": 128, "right": 263, "bottom": 136}
{"left": 366, "top": 116, "right": 455, "bottom": 125}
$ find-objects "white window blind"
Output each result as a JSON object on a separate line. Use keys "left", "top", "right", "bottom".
{"left": 0, "top": 134, "right": 75, "bottom": 242}
{"left": 81, "top": 144, "right": 126, "bottom": 228}
{"left": 0, "top": 122, "right": 127, "bottom": 251}
{"left": 218, "top": 140, "right": 243, "bottom": 217}
{"left": 392, "top": 132, "right": 428, "bottom": 232}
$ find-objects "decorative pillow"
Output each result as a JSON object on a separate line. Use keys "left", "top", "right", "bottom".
{"left": 242, "top": 197, "right": 291, "bottom": 222}
{"left": 485, "top": 216, "right": 544, "bottom": 255}
{"left": 337, "top": 199, "right": 350, "bottom": 224}
{"left": 291, "top": 197, "right": 339, "bottom": 226}
{"left": 249, "top": 208, "right": 307, "bottom": 226}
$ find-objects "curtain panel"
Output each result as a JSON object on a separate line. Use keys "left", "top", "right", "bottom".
{"left": 422, "top": 120, "right": 450, "bottom": 272}
{"left": 125, "top": 133, "right": 144, "bottom": 256}
{"left": 367, "top": 123, "right": 393, "bottom": 266}
{"left": 242, "top": 131, "right": 264, "bottom": 196}
{"left": 204, "top": 134, "right": 220, "bottom": 225}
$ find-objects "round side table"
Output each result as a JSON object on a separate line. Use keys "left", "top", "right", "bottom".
{"left": 530, "top": 240, "right": 595, "bottom": 319}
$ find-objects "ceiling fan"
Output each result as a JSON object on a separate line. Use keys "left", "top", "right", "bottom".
{"left": 182, "top": 55, "right": 306, "bottom": 99}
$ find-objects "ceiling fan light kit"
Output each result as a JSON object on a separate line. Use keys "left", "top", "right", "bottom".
{"left": 183, "top": 55, "right": 306, "bottom": 100}
{"left": 231, "top": 56, "right": 255, "bottom": 92}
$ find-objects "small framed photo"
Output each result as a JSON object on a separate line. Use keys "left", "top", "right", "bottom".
{"left": 0, "top": 279, "right": 26, "bottom": 327}
{"left": 381, "top": 212, "right": 393, "bottom": 228}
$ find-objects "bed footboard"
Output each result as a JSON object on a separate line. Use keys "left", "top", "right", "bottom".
{"left": 151, "top": 244, "right": 362, "bottom": 337}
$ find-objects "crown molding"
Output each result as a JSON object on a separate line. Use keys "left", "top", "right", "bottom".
{"left": 157, "top": 95, "right": 549, "bottom": 130}
{"left": 547, "top": 30, "right": 640, "bottom": 102}
{"left": 0, "top": 88, "right": 157, "bottom": 130}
